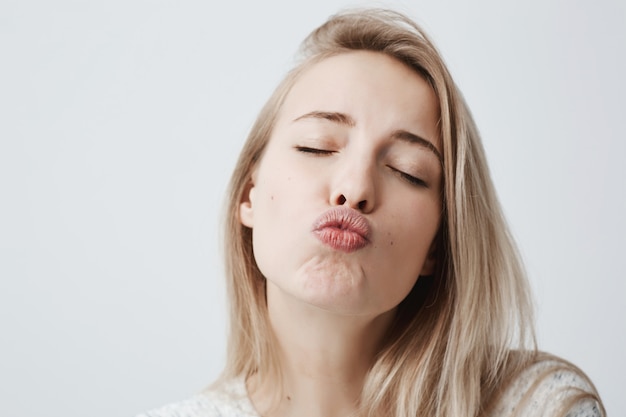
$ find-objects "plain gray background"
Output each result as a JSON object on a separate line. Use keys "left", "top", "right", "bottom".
{"left": 1, "top": 1, "right": 624, "bottom": 416}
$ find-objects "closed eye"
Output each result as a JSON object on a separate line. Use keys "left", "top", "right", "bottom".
{"left": 388, "top": 166, "right": 427, "bottom": 187}
{"left": 294, "top": 146, "right": 335, "bottom": 155}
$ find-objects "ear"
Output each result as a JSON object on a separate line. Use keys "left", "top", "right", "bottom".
{"left": 419, "top": 238, "right": 438, "bottom": 276}
{"left": 239, "top": 179, "right": 256, "bottom": 228}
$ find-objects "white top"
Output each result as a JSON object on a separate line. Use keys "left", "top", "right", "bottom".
{"left": 136, "top": 357, "right": 603, "bottom": 417}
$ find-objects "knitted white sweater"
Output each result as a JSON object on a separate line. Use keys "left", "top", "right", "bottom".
{"left": 137, "top": 356, "right": 602, "bottom": 417}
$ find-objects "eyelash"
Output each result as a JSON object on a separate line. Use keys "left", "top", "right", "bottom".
{"left": 295, "top": 146, "right": 427, "bottom": 187}
{"left": 388, "top": 166, "right": 428, "bottom": 187}
{"left": 294, "top": 146, "right": 334, "bottom": 155}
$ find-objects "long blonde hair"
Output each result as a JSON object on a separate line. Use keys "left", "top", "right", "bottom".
{"left": 221, "top": 8, "right": 537, "bottom": 417}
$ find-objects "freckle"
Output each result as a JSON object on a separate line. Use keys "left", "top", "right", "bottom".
{"left": 390, "top": 241, "right": 394, "bottom": 246}
{"left": 286, "top": 396, "right": 291, "bottom": 401}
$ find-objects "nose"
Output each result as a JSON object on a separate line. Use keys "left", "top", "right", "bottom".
{"left": 330, "top": 158, "right": 377, "bottom": 213}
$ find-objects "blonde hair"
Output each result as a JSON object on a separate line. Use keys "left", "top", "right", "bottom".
{"left": 221, "top": 8, "right": 548, "bottom": 417}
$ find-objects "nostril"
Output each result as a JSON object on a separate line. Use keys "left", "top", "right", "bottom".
{"left": 334, "top": 194, "right": 370, "bottom": 211}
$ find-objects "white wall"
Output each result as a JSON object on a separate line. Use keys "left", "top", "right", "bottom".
{"left": 1, "top": 1, "right": 624, "bottom": 416}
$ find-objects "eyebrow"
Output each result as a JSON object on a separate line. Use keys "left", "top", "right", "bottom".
{"left": 391, "top": 129, "right": 442, "bottom": 163}
{"left": 293, "top": 111, "right": 356, "bottom": 127}
{"left": 293, "top": 110, "right": 441, "bottom": 162}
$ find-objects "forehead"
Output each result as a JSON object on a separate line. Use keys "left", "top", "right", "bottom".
{"left": 277, "top": 51, "right": 440, "bottom": 147}
{"left": 277, "top": 51, "right": 440, "bottom": 143}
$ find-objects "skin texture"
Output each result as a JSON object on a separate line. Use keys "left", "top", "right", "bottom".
{"left": 239, "top": 51, "right": 442, "bottom": 417}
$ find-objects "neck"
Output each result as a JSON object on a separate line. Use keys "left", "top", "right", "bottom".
{"left": 248, "top": 282, "right": 395, "bottom": 417}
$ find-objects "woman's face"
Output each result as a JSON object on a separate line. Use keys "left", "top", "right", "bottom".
{"left": 240, "top": 51, "right": 442, "bottom": 317}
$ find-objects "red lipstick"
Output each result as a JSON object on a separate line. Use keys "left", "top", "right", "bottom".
{"left": 312, "top": 207, "right": 371, "bottom": 253}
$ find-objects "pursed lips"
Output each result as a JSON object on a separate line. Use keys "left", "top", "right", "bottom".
{"left": 311, "top": 206, "right": 371, "bottom": 253}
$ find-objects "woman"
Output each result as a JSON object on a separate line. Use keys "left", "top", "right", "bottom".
{"left": 139, "top": 8, "right": 604, "bottom": 417}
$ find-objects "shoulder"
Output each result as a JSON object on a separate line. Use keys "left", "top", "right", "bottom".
{"left": 486, "top": 352, "right": 605, "bottom": 417}
{"left": 135, "top": 378, "right": 258, "bottom": 417}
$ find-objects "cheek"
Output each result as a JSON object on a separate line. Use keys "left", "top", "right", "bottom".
{"left": 250, "top": 176, "right": 308, "bottom": 270}
{"left": 368, "top": 219, "right": 438, "bottom": 310}
{"left": 255, "top": 178, "right": 293, "bottom": 218}
{"left": 256, "top": 163, "right": 323, "bottom": 219}
{"left": 388, "top": 197, "right": 440, "bottom": 243}
{"left": 379, "top": 199, "right": 441, "bottom": 273}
